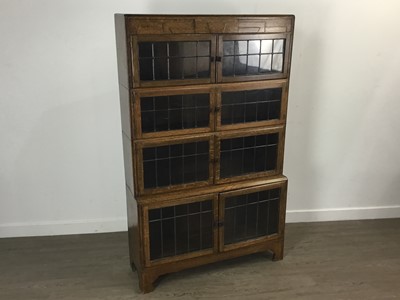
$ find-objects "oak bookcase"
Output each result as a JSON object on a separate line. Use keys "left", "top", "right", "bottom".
{"left": 115, "top": 14, "right": 294, "bottom": 293}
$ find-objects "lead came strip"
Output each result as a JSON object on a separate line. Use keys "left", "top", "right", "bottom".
{"left": 220, "top": 133, "right": 279, "bottom": 178}
{"left": 224, "top": 189, "right": 280, "bottom": 245}
{"left": 148, "top": 200, "right": 213, "bottom": 260}
{"left": 221, "top": 88, "right": 282, "bottom": 125}
{"left": 222, "top": 38, "right": 285, "bottom": 77}
{"left": 141, "top": 94, "right": 210, "bottom": 133}
{"left": 138, "top": 41, "right": 211, "bottom": 81}
{"left": 143, "top": 141, "right": 209, "bottom": 189}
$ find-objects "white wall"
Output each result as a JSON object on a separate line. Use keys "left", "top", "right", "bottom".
{"left": 1, "top": 0, "right": 399, "bottom": 238}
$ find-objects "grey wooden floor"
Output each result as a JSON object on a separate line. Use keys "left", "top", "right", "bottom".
{"left": 1, "top": 219, "right": 400, "bottom": 300}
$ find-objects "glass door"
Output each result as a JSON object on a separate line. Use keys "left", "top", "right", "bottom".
{"left": 132, "top": 34, "right": 217, "bottom": 87}
{"left": 134, "top": 85, "right": 216, "bottom": 139}
{"left": 219, "top": 182, "right": 287, "bottom": 252}
{"left": 215, "top": 126, "right": 285, "bottom": 184}
{"left": 135, "top": 134, "right": 214, "bottom": 195}
{"left": 143, "top": 194, "right": 218, "bottom": 266}
{"left": 216, "top": 80, "right": 288, "bottom": 131}
{"left": 217, "top": 33, "right": 291, "bottom": 83}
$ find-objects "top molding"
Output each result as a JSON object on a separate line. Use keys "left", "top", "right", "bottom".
{"left": 122, "top": 15, "right": 295, "bottom": 35}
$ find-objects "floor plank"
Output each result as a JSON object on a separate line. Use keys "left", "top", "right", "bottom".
{"left": 1, "top": 219, "right": 399, "bottom": 299}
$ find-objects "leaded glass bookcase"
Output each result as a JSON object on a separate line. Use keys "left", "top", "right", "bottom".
{"left": 115, "top": 14, "right": 294, "bottom": 293}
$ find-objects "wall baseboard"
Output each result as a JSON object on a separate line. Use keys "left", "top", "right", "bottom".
{"left": 0, "top": 217, "right": 127, "bottom": 238}
{"left": 1, "top": 206, "right": 399, "bottom": 238}
{"left": 286, "top": 205, "right": 400, "bottom": 223}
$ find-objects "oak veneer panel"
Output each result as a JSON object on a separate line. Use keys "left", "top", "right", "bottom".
{"left": 124, "top": 15, "right": 294, "bottom": 35}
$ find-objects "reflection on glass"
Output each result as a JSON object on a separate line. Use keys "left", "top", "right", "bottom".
{"left": 248, "top": 40, "right": 260, "bottom": 54}
{"left": 234, "top": 56, "right": 247, "bottom": 75}
{"left": 197, "top": 57, "right": 210, "bottom": 75}
{"left": 182, "top": 42, "right": 196, "bottom": 56}
{"left": 260, "top": 55, "right": 272, "bottom": 73}
{"left": 247, "top": 55, "right": 260, "bottom": 74}
{"left": 273, "top": 39, "right": 284, "bottom": 53}
{"left": 235, "top": 41, "right": 248, "bottom": 55}
{"left": 223, "top": 41, "right": 234, "bottom": 56}
{"left": 222, "top": 38, "right": 285, "bottom": 77}
{"left": 198, "top": 42, "right": 211, "bottom": 56}
{"left": 222, "top": 57, "right": 234, "bottom": 76}
{"left": 272, "top": 54, "right": 283, "bottom": 72}
{"left": 261, "top": 40, "right": 273, "bottom": 53}
{"left": 183, "top": 57, "right": 197, "bottom": 79}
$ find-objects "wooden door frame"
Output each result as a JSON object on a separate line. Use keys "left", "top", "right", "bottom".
{"left": 135, "top": 133, "right": 215, "bottom": 196}
{"left": 133, "top": 85, "right": 217, "bottom": 139}
{"left": 131, "top": 34, "right": 217, "bottom": 88}
{"left": 215, "top": 79, "right": 288, "bottom": 131}
{"left": 216, "top": 33, "right": 292, "bottom": 83}
{"left": 214, "top": 126, "right": 285, "bottom": 185}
